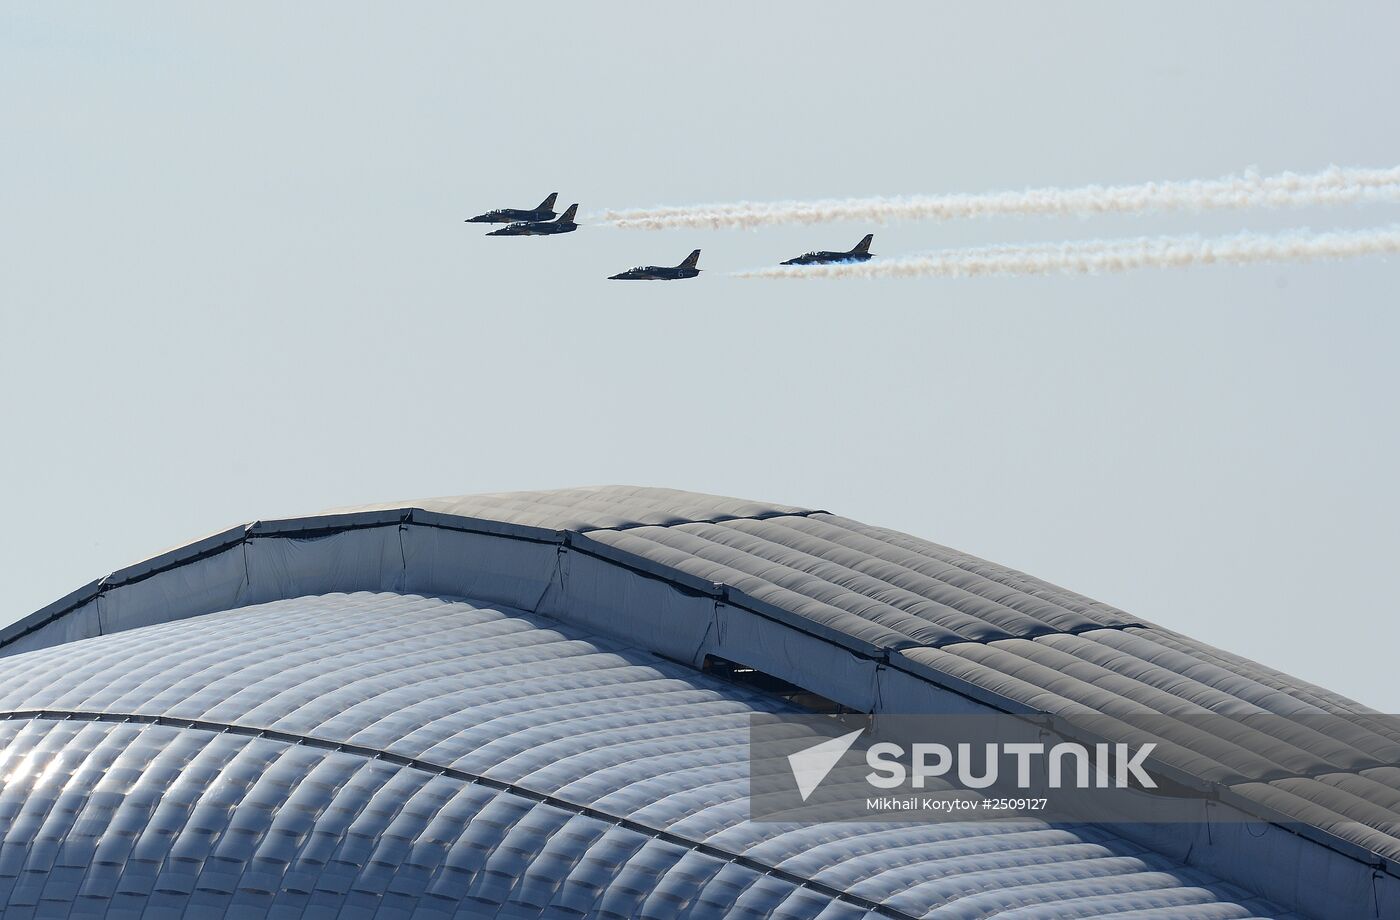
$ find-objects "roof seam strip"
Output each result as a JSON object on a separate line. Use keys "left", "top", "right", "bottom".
{"left": 584, "top": 506, "right": 829, "bottom": 533}
{"left": 0, "top": 708, "right": 920, "bottom": 920}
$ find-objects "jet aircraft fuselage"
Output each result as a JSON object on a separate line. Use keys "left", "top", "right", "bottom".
{"left": 780, "top": 233, "right": 875, "bottom": 266}
{"left": 466, "top": 193, "right": 559, "bottom": 224}
{"left": 609, "top": 249, "right": 702, "bottom": 280}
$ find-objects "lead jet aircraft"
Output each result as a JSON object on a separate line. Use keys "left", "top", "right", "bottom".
{"left": 780, "top": 233, "right": 874, "bottom": 265}
{"left": 486, "top": 204, "right": 578, "bottom": 237}
{"left": 465, "top": 193, "right": 558, "bottom": 224}
{"left": 608, "top": 249, "right": 702, "bottom": 281}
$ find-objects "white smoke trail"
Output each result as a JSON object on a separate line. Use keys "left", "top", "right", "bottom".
{"left": 735, "top": 225, "right": 1400, "bottom": 279}
{"left": 601, "top": 166, "right": 1400, "bottom": 230}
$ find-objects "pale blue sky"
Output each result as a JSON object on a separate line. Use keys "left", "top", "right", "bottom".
{"left": 3, "top": 3, "right": 1398, "bottom": 706}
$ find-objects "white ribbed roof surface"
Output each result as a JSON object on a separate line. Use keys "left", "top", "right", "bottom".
{"left": 0, "top": 593, "right": 1288, "bottom": 919}
{"left": 0, "top": 486, "right": 1394, "bottom": 918}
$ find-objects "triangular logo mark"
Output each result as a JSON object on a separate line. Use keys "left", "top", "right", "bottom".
{"left": 787, "top": 728, "right": 864, "bottom": 801}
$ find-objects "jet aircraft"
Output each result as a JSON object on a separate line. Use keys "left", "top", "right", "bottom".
{"left": 608, "top": 249, "right": 702, "bottom": 280}
{"left": 466, "top": 193, "right": 558, "bottom": 224}
{"left": 780, "top": 233, "right": 874, "bottom": 265}
{"left": 486, "top": 204, "right": 579, "bottom": 237}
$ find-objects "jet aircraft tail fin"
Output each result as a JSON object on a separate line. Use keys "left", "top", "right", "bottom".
{"left": 558, "top": 204, "right": 578, "bottom": 222}
{"left": 538, "top": 192, "right": 558, "bottom": 211}
{"left": 853, "top": 233, "right": 874, "bottom": 254}
{"left": 680, "top": 249, "right": 702, "bottom": 269}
